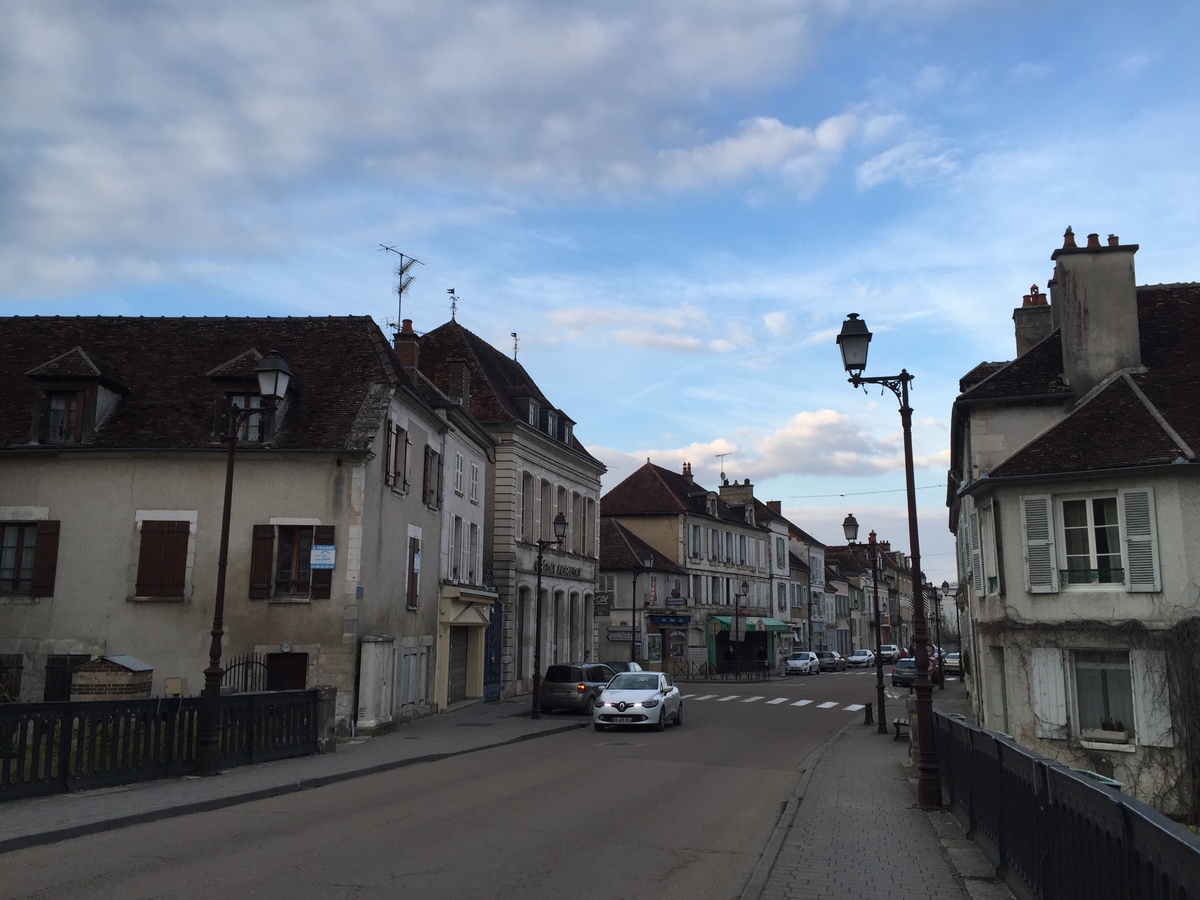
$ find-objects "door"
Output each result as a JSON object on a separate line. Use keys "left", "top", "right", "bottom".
{"left": 266, "top": 653, "right": 308, "bottom": 690}
{"left": 483, "top": 597, "right": 503, "bottom": 701}
{"left": 448, "top": 627, "right": 469, "bottom": 704}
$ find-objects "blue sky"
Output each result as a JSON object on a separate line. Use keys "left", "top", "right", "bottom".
{"left": 5, "top": 1, "right": 1200, "bottom": 587}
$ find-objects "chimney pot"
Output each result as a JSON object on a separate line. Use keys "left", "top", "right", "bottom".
{"left": 1108, "top": 234, "right": 1120, "bottom": 247}
{"left": 1087, "top": 232, "right": 1101, "bottom": 249}
{"left": 1063, "top": 226, "right": 1077, "bottom": 249}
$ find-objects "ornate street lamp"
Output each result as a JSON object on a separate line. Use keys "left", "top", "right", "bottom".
{"left": 844, "top": 514, "right": 888, "bottom": 736}
{"left": 837, "top": 314, "right": 940, "bottom": 808}
{"left": 631, "top": 552, "right": 654, "bottom": 663}
{"left": 196, "top": 351, "right": 291, "bottom": 776}
{"left": 530, "top": 512, "right": 568, "bottom": 719}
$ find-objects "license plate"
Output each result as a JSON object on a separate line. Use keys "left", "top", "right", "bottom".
{"left": 612, "top": 716, "right": 634, "bottom": 723}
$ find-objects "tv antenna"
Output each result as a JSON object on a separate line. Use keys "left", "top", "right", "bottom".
{"left": 378, "top": 245, "right": 423, "bottom": 328}
{"left": 716, "top": 452, "right": 731, "bottom": 481}
{"left": 511, "top": 332, "right": 519, "bottom": 360}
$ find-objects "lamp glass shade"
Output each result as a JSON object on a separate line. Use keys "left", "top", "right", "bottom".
{"left": 741, "top": 580, "right": 749, "bottom": 595}
{"left": 942, "top": 580, "right": 950, "bottom": 593}
{"left": 552, "top": 512, "right": 568, "bottom": 541}
{"left": 842, "top": 513, "right": 859, "bottom": 542}
{"left": 643, "top": 554, "right": 654, "bottom": 569}
{"left": 255, "top": 351, "right": 292, "bottom": 400}
{"left": 836, "top": 314, "right": 872, "bottom": 373}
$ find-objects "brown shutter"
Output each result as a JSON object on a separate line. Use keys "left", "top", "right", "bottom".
{"left": 406, "top": 536, "right": 420, "bottom": 608}
{"left": 310, "top": 525, "right": 335, "bottom": 600}
{"left": 249, "top": 524, "right": 275, "bottom": 599}
{"left": 384, "top": 421, "right": 395, "bottom": 486}
{"left": 31, "top": 520, "right": 61, "bottom": 597}
{"left": 436, "top": 453, "right": 444, "bottom": 507}
{"left": 135, "top": 520, "right": 189, "bottom": 597}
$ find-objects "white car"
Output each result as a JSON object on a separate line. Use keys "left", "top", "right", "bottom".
{"left": 593, "top": 671, "right": 683, "bottom": 732}
{"left": 846, "top": 649, "right": 875, "bottom": 667}
{"left": 784, "top": 651, "right": 820, "bottom": 675}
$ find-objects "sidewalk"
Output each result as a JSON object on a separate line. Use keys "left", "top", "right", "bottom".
{"left": 744, "top": 677, "right": 1014, "bottom": 900}
{"left": 2, "top": 680, "right": 1013, "bottom": 900}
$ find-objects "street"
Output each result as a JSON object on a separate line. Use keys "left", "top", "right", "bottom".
{"left": 5, "top": 671, "right": 886, "bottom": 900}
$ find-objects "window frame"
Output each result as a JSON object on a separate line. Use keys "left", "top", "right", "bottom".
{"left": 249, "top": 522, "right": 333, "bottom": 601}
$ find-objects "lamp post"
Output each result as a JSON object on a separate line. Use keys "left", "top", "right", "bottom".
{"left": 196, "top": 351, "right": 291, "bottom": 776}
{"left": 924, "top": 575, "right": 945, "bottom": 690}
{"left": 843, "top": 514, "right": 888, "bottom": 735}
{"left": 837, "top": 313, "right": 940, "bottom": 808}
{"left": 631, "top": 552, "right": 654, "bottom": 663}
{"left": 530, "top": 511, "right": 568, "bottom": 720}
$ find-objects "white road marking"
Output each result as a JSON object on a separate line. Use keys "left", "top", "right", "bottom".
{"left": 717, "top": 695, "right": 739, "bottom": 702}
{"left": 742, "top": 696, "right": 764, "bottom": 703}
{"left": 817, "top": 701, "right": 839, "bottom": 709}
{"left": 689, "top": 694, "right": 717, "bottom": 701}
{"left": 767, "top": 698, "right": 789, "bottom": 705}
{"left": 844, "top": 704, "right": 866, "bottom": 711}
{"left": 791, "top": 699, "right": 813, "bottom": 707}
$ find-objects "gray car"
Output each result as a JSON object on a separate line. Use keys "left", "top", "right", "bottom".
{"left": 539, "top": 663, "right": 617, "bottom": 714}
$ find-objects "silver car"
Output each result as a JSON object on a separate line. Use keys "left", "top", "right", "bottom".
{"left": 593, "top": 671, "right": 683, "bottom": 732}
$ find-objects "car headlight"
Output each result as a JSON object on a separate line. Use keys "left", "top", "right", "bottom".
{"left": 595, "top": 700, "right": 608, "bottom": 709}
{"left": 642, "top": 698, "right": 659, "bottom": 708}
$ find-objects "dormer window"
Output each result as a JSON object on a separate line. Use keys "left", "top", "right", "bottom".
{"left": 546, "top": 411, "right": 556, "bottom": 437}
{"left": 527, "top": 400, "right": 538, "bottom": 427}
{"left": 208, "top": 349, "right": 290, "bottom": 445}
{"left": 26, "top": 346, "right": 125, "bottom": 446}
{"left": 563, "top": 422, "right": 572, "bottom": 443}
{"left": 45, "top": 391, "right": 86, "bottom": 443}
{"left": 225, "top": 393, "right": 266, "bottom": 443}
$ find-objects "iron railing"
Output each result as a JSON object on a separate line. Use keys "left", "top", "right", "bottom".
{"left": 935, "top": 711, "right": 1200, "bottom": 899}
{"left": 1, "top": 690, "right": 317, "bottom": 801}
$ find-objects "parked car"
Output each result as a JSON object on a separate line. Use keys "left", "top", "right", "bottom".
{"left": 944, "top": 652, "right": 962, "bottom": 676}
{"left": 784, "top": 651, "right": 820, "bottom": 675}
{"left": 815, "top": 650, "right": 846, "bottom": 672}
{"left": 593, "top": 671, "right": 682, "bottom": 732}
{"left": 846, "top": 649, "right": 875, "bottom": 667}
{"left": 878, "top": 644, "right": 901, "bottom": 663}
{"left": 603, "top": 661, "right": 643, "bottom": 674}
{"left": 891, "top": 658, "right": 942, "bottom": 687}
{"left": 540, "top": 663, "right": 617, "bottom": 714}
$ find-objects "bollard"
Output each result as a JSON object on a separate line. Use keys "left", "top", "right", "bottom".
{"left": 864, "top": 702, "right": 874, "bottom": 726}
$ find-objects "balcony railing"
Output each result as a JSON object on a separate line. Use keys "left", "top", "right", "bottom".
{"left": 1059, "top": 567, "right": 1124, "bottom": 587}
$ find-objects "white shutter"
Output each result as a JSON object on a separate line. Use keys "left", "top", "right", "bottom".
{"left": 1032, "top": 647, "right": 1068, "bottom": 738}
{"left": 1131, "top": 649, "right": 1174, "bottom": 747}
{"left": 1120, "top": 488, "right": 1160, "bottom": 592}
{"left": 1021, "top": 495, "right": 1059, "bottom": 594}
{"left": 969, "top": 508, "right": 984, "bottom": 599}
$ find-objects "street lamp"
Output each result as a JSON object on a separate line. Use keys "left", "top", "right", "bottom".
{"left": 530, "top": 511, "right": 569, "bottom": 720}
{"left": 196, "top": 351, "right": 291, "bottom": 776}
{"left": 631, "top": 552, "right": 654, "bottom": 663}
{"left": 837, "top": 313, "right": 940, "bottom": 808}
{"left": 843, "top": 514, "right": 888, "bottom": 736}
{"left": 923, "top": 575, "right": 945, "bottom": 691}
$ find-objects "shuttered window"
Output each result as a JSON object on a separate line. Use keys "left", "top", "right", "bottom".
{"left": 135, "top": 520, "right": 190, "bottom": 598}
{"left": 1021, "top": 495, "right": 1058, "bottom": 594}
{"left": 1, "top": 521, "right": 60, "bottom": 597}
{"left": 310, "top": 525, "right": 334, "bottom": 600}
{"left": 406, "top": 536, "right": 421, "bottom": 609}
{"left": 1120, "top": 488, "right": 1160, "bottom": 592}
{"left": 1031, "top": 647, "right": 1067, "bottom": 739}
{"left": 249, "top": 524, "right": 334, "bottom": 600}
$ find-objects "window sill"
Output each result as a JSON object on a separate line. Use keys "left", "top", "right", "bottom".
{"left": 0, "top": 595, "right": 38, "bottom": 604}
{"left": 129, "top": 595, "right": 185, "bottom": 603}
{"left": 268, "top": 597, "right": 312, "bottom": 604}
{"left": 1078, "top": 738, "right": 1136, "bottom": 753}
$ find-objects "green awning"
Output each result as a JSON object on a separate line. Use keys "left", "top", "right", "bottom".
{"left": 708, "top": 615, "right": 791, "bottom": 632}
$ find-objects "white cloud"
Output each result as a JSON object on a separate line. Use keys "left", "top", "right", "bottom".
{"left": 856, "top": 140, "right": 958, "bottom": 189}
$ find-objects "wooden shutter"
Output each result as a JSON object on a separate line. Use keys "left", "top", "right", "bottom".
{"left": 406, "top": 536, "right": 420, "bottom": 608}
{"left": 249, "top": 524, "right": 275, "bottom": 599}
{"left": 423, "top": 447, "right": 434, "bottom": 505}
{"left": 384, "top": 421, "right": 395, "bottom": 487}
{"left": 1021, "top": 495, "right": 1058, "bottom": 594}
{"left": 310, "top": 525, "right": 334, "bottom": 600}
{"left": 968, "top": 508, "right": 984, "bottom": 599}
{"left": 1130, "top": 649, "right": 1174, "bottom": 747}
{"left": 436, "top": 453, "right": 444, "bottom": 507}
{"left": 135, "top": 520, "right": 189, "bottom": 597}
{"left": 1031, "top": 647, "right": 1068, "bottom": 738}
{"left": 30, "top": 520, "right": 61, "bottom": 597}
{"left": 1120, "top": 488, "right": 1160, "bottom": 592}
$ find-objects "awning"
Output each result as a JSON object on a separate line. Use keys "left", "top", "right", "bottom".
{"left": 708, "top": 615, "right": 791, "bottom": 632}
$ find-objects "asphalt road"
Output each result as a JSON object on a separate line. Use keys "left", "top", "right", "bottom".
{"left": 5, "top": 669, "right": 882, "bottom": 900}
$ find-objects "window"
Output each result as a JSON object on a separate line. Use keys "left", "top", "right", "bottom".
{"left": 406, "top": 536, "right": 421, "bottom": 609}
{"left": 423, "top": 447, "right": 443, "bottom": 508}
{"left": 1074, "top": 651, "right": 1135, "bottom": 738}
{"left": 468, "top": 523, "right": 479, "bottom": 584}
{"left": 775, "top": 536, "right": 785, "bottom": 568}
{"left": 739, "top": 534, "right": 747, "bottom": 565}
{"left": 690, "top": 525, "right": 701, "bottom": 559}
{"left": 135, "top": 519, "right": 190, "bottom": 598}
{"left": 249, "top": 524, "right": 334, "bottom": 600}
{"left": 539, "top": 480, "right": 552, "bottom": 540}
{"left": 384, "top": 420, "right": 409, "bottom": 489}
{"left": 572, "top": 492, "right": 583, "bottom": 554}
{"left": 225, "top": 393, "right": 265, "bottom": 442}
{"left": 469, "top": 463, "right": 479, "bottom": 503}
{"left": 527, "top": 400, "right": 538, "bottom": 427}
{"left": 454, "top": 452, "right": 464, "bottom": 495}
{"left": 546, "top": 411, "right": 556, "bottom": 436}
{"left": 0, "top": 520, "right": 60, "bottom": 597}
{"left": 1020, "top": 490, "right": 1159, "bottom": 593}
{"left": 450, "top": 516, "right": 463, "bottom": 579}
{"left": 521, "top": 473, "right": 534, "bottom": 540}
{"left": 44, "top": 391, "right": 86, "bottom": 443}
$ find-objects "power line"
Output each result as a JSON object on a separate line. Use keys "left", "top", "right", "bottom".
{"left": 787, "top": 483, "right": 945, "bottom": 500}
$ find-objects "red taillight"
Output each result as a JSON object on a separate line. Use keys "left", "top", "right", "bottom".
{"left": 577, "top": 683, "right": 586, "bottom": 693}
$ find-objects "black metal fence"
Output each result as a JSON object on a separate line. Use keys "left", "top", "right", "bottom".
{"left": 1, "top": 690, "right": 318, "bottom": 801}
{"left": 935, "top": 711, "right": 1200, "bottom": 899}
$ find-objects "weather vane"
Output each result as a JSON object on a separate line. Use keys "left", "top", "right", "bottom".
{"left": 511, "top": 332, "right": 519, "bottom": 360}
{"left": 447, "top": 287, "right": 458, "bottom": 320}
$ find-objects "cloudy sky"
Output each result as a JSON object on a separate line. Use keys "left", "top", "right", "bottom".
{"left": 5, "top": 1, "right": 1200, "bottom": 587}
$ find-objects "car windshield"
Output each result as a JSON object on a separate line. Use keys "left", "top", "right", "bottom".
{"left": 897, "top": 659, "right": 915, "bottom": 669}
{"left": 610, "top": 673, "right": 659, "bottom": 691}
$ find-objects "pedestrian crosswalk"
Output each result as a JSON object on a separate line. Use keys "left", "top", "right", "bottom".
{"left": 682, "top": 692, "right": 868, "bottom": 713}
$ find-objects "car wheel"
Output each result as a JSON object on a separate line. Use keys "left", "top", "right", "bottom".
{"left": 584, "top": 696, "right": 596, "bottom": 715}
{"left": 675, "top": 703, "right": 683, "bottom": 727}
{"left": 594, "top": 722, "right": 606, "bottom": 732}
{"left": 655, "top": 710, "right": 665, "bottom": 732}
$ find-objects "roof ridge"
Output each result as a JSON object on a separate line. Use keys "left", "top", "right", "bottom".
{"left": 1122, "top": 372, "right": 1195, "bottom": 460}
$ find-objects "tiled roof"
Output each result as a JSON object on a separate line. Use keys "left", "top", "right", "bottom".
{"left": 0, "top": 316, "right": 411, "bottom": 452}
{"left": 983, "top": 283, "right": 1200, "bottom": 479}
{"left": 958, "top": 333, "right": 1069, "bottom": 401}
{"left": 601, "top": 461, "right": 750, "bottom": 526}
{"left": 599, "top": 518, "right": 687, "bottom": 574}
{"left": 418, "top": 319, "right": 603, "bottom": 467}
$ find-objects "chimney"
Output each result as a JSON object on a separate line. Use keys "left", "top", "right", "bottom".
{"left": 1050, "top": 227, "right": 1141, "bottom": 396}
{"left": 394, "top": 319, "right": 420, "bottom": 382}
{"left": 448, "top": 358, "right": 470, "bottom": 406}
{"left": 681, "top": 462, "right": 694, "bottom": 486}
{"left": 1013, "top": 284, "right": 1052, "bottom": 357}
{"left": 718, "top": 477, "right": 755, "bottom": 507}
{"left": 767, "top": 500, "right": 782, "bottom": 515}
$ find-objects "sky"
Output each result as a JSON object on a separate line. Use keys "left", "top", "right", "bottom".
{"left": 5, "top": 1, "right": 1200, "bottom": 588}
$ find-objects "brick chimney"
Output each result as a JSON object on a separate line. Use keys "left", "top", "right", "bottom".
{"left": 394, "top": 319, "right": 420, "bottom": 382}
{"left": 767, "top": 500, "right": 782, "bottom": 515}
{"left": 681, "top": 462, "right": 694, "bottom": 486}
{"left": 1050, "top": 227, "right": 1141, "bottom": 396}
{"left": 1012, "top": 284, "right": 1052, "bottom": 357}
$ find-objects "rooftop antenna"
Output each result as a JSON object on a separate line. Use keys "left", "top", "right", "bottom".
{"left": 511, "top": 332, "right": 519, "bottom": 360}
{"left": 716, "top": 452, "right": 731, "bottom": 482}
{"left": 378, "top": 245, "right": 423, "bottom": 329}
{"left": 447, "top": 288, "right": 458, "bottom": 320}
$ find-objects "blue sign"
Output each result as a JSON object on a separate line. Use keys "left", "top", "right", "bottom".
{"left": 310, "top": 545, "right": 336, "bottom": 570}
